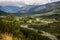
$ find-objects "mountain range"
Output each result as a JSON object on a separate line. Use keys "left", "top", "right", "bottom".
{"left": 0, "top": 1, "right": 60, "bottom": 15}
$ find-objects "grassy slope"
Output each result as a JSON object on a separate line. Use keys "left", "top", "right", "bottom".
{"left": 31, "top": 10, "right": 60, "bottom": 17}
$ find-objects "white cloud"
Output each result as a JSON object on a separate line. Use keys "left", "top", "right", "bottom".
{"left": 0, "top": 0, "right": 60, "bottom": 5}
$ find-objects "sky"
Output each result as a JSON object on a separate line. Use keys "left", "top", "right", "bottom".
{"left": 0, "top": 0, "right": 60, "bottom": 5}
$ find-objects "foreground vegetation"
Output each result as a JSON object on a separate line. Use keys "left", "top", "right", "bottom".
{"left": 0, "top": 15, "right": 52, "bottom": 40}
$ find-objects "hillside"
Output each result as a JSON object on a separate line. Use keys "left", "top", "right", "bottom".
{"left": 32, "top": 4, "right": 60, "bottom": 19}
{"left": 0, "top": 10, "right": 7, "bottom": 15}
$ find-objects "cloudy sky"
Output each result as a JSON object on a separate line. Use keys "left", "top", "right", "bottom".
{"left": 0, "top": 0, "right": 60, "bottom": 5}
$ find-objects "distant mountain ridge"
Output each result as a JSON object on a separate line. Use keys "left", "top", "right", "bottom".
{"left": 0, "top": 1, "right": 60, "bottom": 15}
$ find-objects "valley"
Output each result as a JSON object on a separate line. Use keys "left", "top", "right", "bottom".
{"left": 0, "top": 1, "right": 60, "bottom": 40}
{"left": 0, "top": 13, "right": 60, "bottom": 40}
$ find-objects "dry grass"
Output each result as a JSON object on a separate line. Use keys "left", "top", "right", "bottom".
{"left": 1, "top": 33, "right": 13, "bottom": 40}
